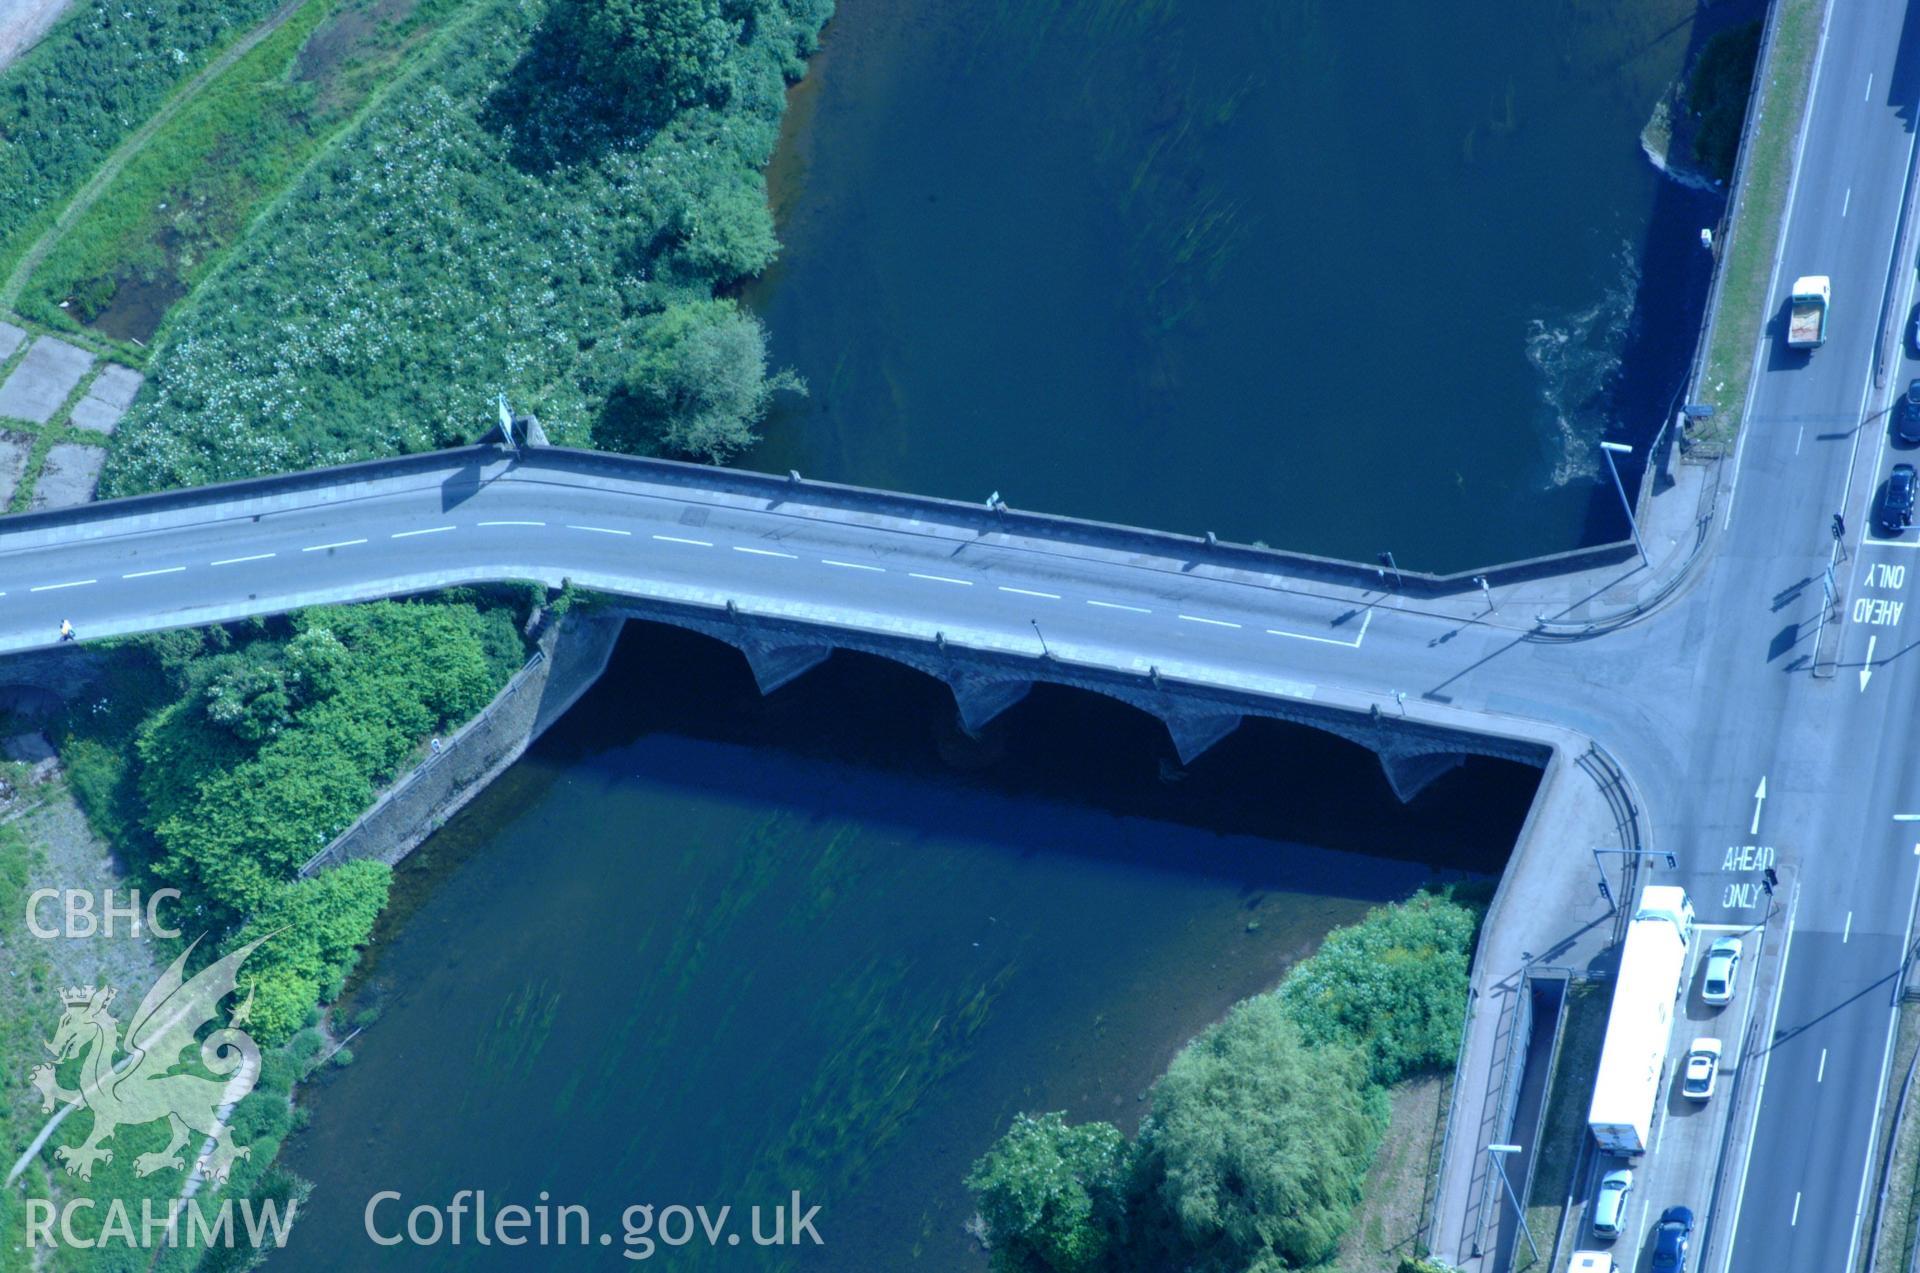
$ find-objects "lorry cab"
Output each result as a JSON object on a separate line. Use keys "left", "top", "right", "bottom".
{"left": 1635, "top": 885, "right": 1695, "bottom": 950}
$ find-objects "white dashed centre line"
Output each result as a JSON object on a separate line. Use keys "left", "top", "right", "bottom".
{"left": 479, "top": 520, "right": 545, "bottom": 527}
{"left": 30, "top": 579, "right": 95, "bottom": 592}
{"left": 392, "top": 526, "right": 455, "bottom": 539}
{"left": 911, "top": 573, "right": 971, "bottom": 586}
{"left": 303, "top": 538, "right": 368, "bottom": 552}
{"left": 1818, "top": 1049, "right": 1827, "bottom": 1083}
{"left": 1087, "top": 600, "right": 1150, "bottom": 614}
{"left": 1792, "top": 1192, "right": 1802, "bottom": 1226}
{"left": 123, "top": 567, "right": 186, "bottom": 579}
{"left": 822, "top": 559, "right": 884, "bottom": 572}
{"left": 1179, "top": 614, "right": 1241, "bottom": 628}
{"left": 652, "top": 534, "right": 711, "bottom": 547}
{"left": 999, "top": 586, "right": 1059, "bottom": 599}
{"left": 734, "top": 547, "right": 796, "bottom": 559}
{"left": 212, "top": 553, "right": 275, "bottom": 566}
{"left": 1845, "top": 911, "right": 1854, "bottom": 943}
{"left": 568, "top": 525, "right": 631, "bottom": 537}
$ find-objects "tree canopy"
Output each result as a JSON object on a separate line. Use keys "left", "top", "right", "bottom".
{"left": 1278, "top": 891, "right": 1479, "bottom": 1085}
{"left": 547, "top": 0, "right": 742, "bottom": 124}
{"left": 1140, "top": 995, "right": 1385, "bottom": 1272}
{"left": 966, "top": 1112, "right": 1130, "bottom": 1273}
{"left": 603, "top": 298, "right": 803, "bottom": 461}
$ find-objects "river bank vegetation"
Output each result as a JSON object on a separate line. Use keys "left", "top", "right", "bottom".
{"left": 102, "top": 0, "right": 826, "bottom": 493}
{"left": 966, "top": 891, "right": 1480, "bottom": 1272}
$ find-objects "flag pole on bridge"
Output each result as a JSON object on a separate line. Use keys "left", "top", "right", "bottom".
{"left": 497, "top": 392, "right": 518, "bottom": 456}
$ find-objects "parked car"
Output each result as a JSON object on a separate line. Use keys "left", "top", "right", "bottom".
{"left": 1884, "top": 464, "right": 1917, "bottom": 536}
{"left": 1652, "top": 1205, "right": 1694, "bottom": 1272}
{"left": 1908, "top": 301, "right": 1920, "bottom": 357}
{"left": 1702, "top": 937, "right": 1743, "bottom": 1006}
{"left": 1570, "top": 1255, "right": 1619, "bottom": 1273}
{"left": 1899, "top": 380, "right": 1920, "bottom": 446}
{"left": 1591, "top": 1167, "right": 1633, "bottom": 1239}
{"left": 1682, "top": 1038, "right": 1723, "bottom": 1101}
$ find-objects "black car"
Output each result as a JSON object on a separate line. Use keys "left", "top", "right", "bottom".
{"left": 1886, "top": 464, "right": 1918, "bottom": 535}
{"left": 1900, "top": 380, "right": 1920, "bottom": 446}
{"left": 1652, "top": 1205, "right": 1694, "bottom": 1272}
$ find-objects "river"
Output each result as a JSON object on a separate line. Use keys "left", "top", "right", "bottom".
{"left": 277, "top": 0, "right": 1734, "bottom": 1265}
{"left": 274, "top": 625, "right": 1533, "bottom": 1269}
{"left": 742, "top": 0, "right": 1730, "bottom": 572}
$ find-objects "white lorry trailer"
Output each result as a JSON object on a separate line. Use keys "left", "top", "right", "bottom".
{"left": 1587, "top": 885, "right": 1696, "bottom": 1155}
{"left": 1787, "top": 275, "right": 1830, "bottom": 349}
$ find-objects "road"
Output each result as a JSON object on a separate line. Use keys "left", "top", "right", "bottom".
{"left": 0, "top": 5, "right": 1915, "bottom": 1270}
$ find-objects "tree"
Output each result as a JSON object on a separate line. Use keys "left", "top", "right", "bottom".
{"left": 1138, "top": 995, "right": 1385, "bottom": 1272}
{"left": 1278, "top": 891, "right": 1479, "bottom": 1085}
{"left": 547, "top": 0, "right": 741, "bottom": 124}
{"left": 227, "top": 861, "right": 392, "bottom": 1045}
{"left": 966, "top": 1112, "right": 1130, "bottom": 1273}
{"left": 604, "top": 298, "right": 803, "bottom": 461}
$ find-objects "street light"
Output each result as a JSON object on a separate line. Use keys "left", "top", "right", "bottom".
{"left": 1486, "top": 1144, "right": 1540, "bottom": 1263}
{"left": 1378, "top": 550, "right": 1402, "bottom": 590}
{"left": 1474, "top": 574, "right": 1495, "bottom": 612}
{"left": 1599, "top": 441, "right": 1646, "bottom": 566}
{"left": 1031, "top": 619, "right": 1052, "bottom": 659}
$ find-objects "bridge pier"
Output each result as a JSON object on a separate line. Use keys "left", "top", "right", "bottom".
{"left": 735, "top": 639, "right": 834, "bottom": 694}
{"left": 1375, "top": 748, "right": 1466, "bottom": 802}
{"left": 946, "top": 673, "right": 1034, "bottom": 736}
{"left": 1162, "top": 709, "right": 1244, "bottom": 765}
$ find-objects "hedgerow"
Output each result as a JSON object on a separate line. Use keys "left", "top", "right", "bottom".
{"left": 0, "top": 0, "right": 283, "bottom": 269}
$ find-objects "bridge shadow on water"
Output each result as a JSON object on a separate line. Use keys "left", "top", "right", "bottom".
{"left": 525, "top": 622, "right": 1541, "bottom": 884}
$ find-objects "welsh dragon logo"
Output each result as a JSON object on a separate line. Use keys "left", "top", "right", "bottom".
{"left": 29, "top": 934, "right": 271, "bottom": 1184}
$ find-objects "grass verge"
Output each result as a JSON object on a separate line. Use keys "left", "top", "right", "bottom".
{"left": 1866, "top": 999, "right": 1920, "bottom": 1273}
{"left": 1511, "top": 981, "right": 1608, "bottom": 1273}
{"left": 1693, "top": 0, "right": 1822, "bottom": 455}
{"left": 1334, "top": 1072, "right": 1449, "bottom": 1272}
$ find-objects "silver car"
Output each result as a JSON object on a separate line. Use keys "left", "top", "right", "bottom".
{"left": 1592, "top": 1167, "right": 1633, "bottom": 1240}
{"left": 1702, "top": 937, "right": 1742, "bottom": 1006}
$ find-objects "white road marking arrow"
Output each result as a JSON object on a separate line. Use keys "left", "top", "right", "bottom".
{"left": 1862, "top": 634, "right": 1880, "bottom": 692}
{"left": 1750, "top": 777, "right": 1768, "bottom": 836}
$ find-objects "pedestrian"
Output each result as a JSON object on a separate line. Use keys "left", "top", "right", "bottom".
{"left": 58, "top": 619, "right": 74, "bottom": 642}
{"left": 430, "top": 737, "right": 443, "bottom": 755}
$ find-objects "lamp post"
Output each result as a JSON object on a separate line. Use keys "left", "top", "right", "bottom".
{"left": 1031, "top": 619, "right": 1051, "bottom": 659}
{"left": 1378, "top": 551, "right": 1402, "bottom": 590}
{"left": 1474, "top": 575, "right": 1495, "bottom": 612}
{"left": 1599, "top": 441, "right": 1646, "bottom": 565}
{"left": 1487, "top": 1143, "right": 1539, "bottom": 1264}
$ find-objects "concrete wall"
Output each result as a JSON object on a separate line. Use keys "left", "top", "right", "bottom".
{"left": 300, "top": 609, "right": 624, "bottom": 873}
